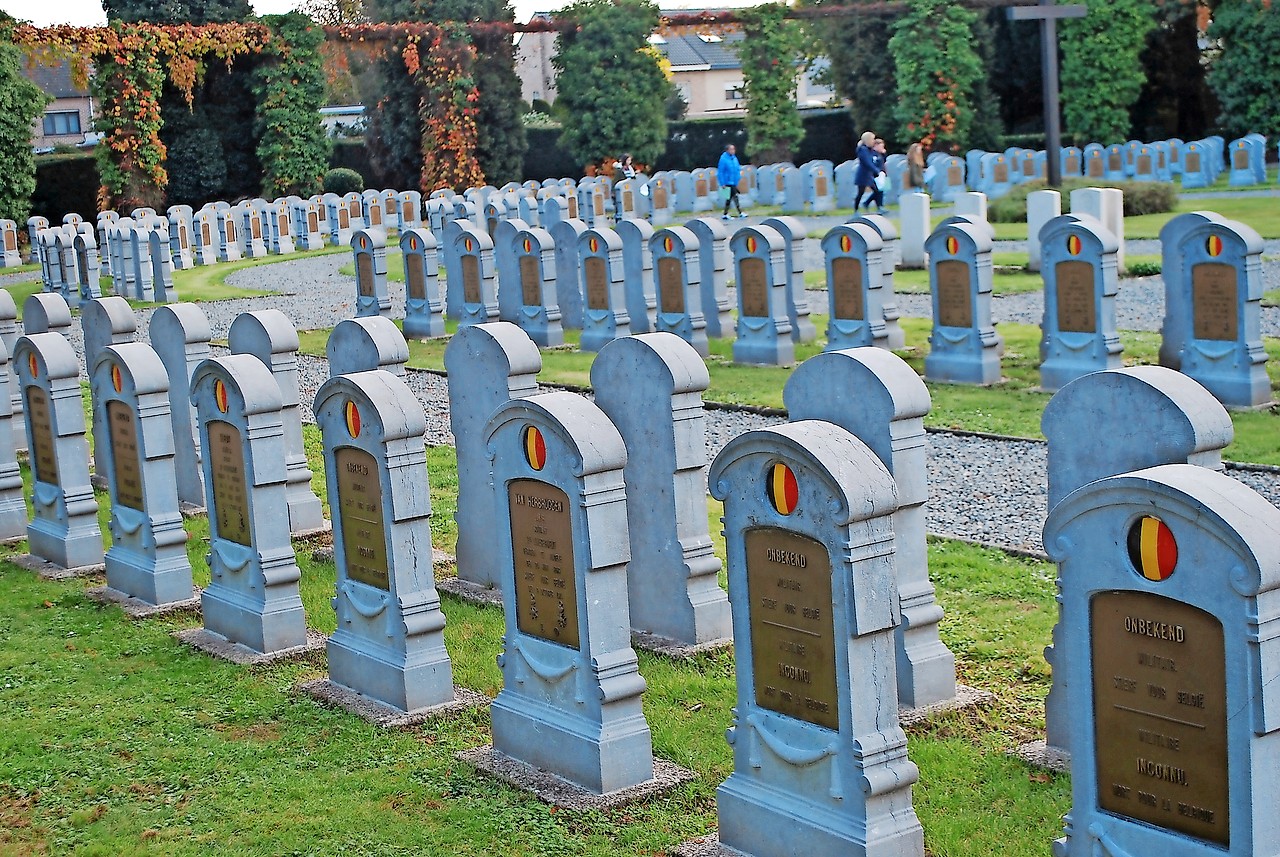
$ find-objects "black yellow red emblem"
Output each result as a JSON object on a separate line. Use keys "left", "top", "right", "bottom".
{"left": 1127, "top": 516, "right": 1178, "bottom": 581}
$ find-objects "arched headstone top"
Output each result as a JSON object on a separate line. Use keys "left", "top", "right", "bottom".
{"left": 73, "top": 232, "right": 97, "bottom": 252}
{"left": 515, "top": 225, "right": 554, "bottom": 251}
{"left": 1039, "top": 212, "right": 1118, "bottom": 254}
{"left": 444, "top": 321, "right": 541, "bottom": 379}
{"left": 21, "top": 294, "right": 72, "bottom": 336}
{"left": 191, "top": 353, "right": 283, "bottom": 417}
{"left": 614, "top": 218, "right": 654, "bottom": 241}
{"left": 595, "top": 332, "right": 709, "bottom": 396}
{"left": 1178, "top": 216, "right": 1264, "bottom": 256}
{"left": 400, "top": 226, "right": 436, "bottom": 253}
{"left": 95, "top": 342, "right": 169, "bottom": 397}
{"left": 709, "top": 420, "right": 898, "bottom": 528}
{"left": 684, "top": 216, "right": 729, "bottom": 241}
{"left": 650, "top": 225, "right": 697, "bottom": 255}
{"left": 327, "top": 317, "right": 409, "bottom": 375}
{"left": 0, "top": 289, "right": 15, "bottom": 319}
{"left": 228, "top": 309, "right": 300, "bottom": 355}
{"left": 485, "top": 391, "right": 625, "bottom": 479}
{"left": 82, "top": 296, "right": 137, "bottom": 340}
{"left": 1157, "top": 209, "right": 1224, "bottom": 245}
{"left": 314, "top": 369, "right": 426, "bottom": 444}
{"left": 785, "top": 347, "right": 929, "bottom": 427}
{"left": 820, "top": 222, "right": 884, "bottom": 255}
{"left": 925, "top": 219, "right": 993, "bottom": 255}
{"left": 731, "top": 224, "right": 784, "bottom": 253}
{"left": 15, "top": 332, "right": 79, "bottom": 381}
{"left": 451, "top": 222, "right": 493, "bottom": 252}
{"left": 351, "top": 228, "right": 386, "bottom": 252}
{"left": 151, "top": 303, "right": 211, "bottom": 344}
{"left": 581, "top": 227, "right": 622, "bottom": 253}
{"left": 935, "top": 214, "right": 996, "bottom": 244}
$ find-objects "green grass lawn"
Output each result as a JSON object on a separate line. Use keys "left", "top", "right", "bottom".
{"left": 0, "top": 425, "right": 1069, "bottom": 855}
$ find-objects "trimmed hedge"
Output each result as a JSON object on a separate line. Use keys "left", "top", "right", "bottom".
{"left": 31, "top": 151, "right": 100, "bottom": 222}
{"left": 323, "top": 167, "right": 364, "bottom": 194}
{"left": 988, "top": 177, "right": 1178, "bottom": 222}
{"left": 522, "top": 126, "right": 584, "bottom": 182}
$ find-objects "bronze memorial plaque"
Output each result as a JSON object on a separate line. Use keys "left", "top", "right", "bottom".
{"left": 357, "top": 253, "right": 374, "bottom": 297}
{"left": 567, "top": 196, "right": 579, "bottom": 219}
{"left": 406, "top": 259, "right": 426, "bottom": 301}
{"left": 695, "top": 178, "right": 708, "bottom": 197}
{"left": 402, "top": 201, "right": 413, "bottom": 222}
{"left": 1067, "top": 155, "right": 1081, "bottom": 174}
{"left": 461, "top": 254, "right": 481, "bottom": 305}
{"left": 227, "top": 221, "right": 237, "bottom": 243}
{"left": 653, "top": 186, "right": 668, "bottom": 210}
{"left": 657, "top": 257, "right": 685, "bottom": 314}
{"left": 935, "top": 260, "right": 973, "bottom": 328}
{"left": 1055, "top": 261, "right": 1097, "bottom": 333}
{"left": 1137, "top": 155, "right": 1152, "bottom": 175}
{"left": 107, "top": 400, "right": 144, "bottom": 512}
{"left": 202, "top": 222, "right": 212, "bottom": 245}
{"left": 207, "top": 419, "right": 251, "bottom": 547}
{"left": 1109, "top": 152, "right": 1122, "bottom": 172}
{"left": 384, "top": 198, "right": 396, "bottom": 216}
{"left": 622, "top": 190, "right": 634, "bottom": 212}
{"left": 1185, "top": 152, "right": 1201, "bottom": 174}
{"left": 948, "top": 165, "right": 963, "bottom": 186}
{"left": 370, "top": 205, "right": 382, "bottom": 225}
{"left": 508, "top": 479, "right": 579, "bottom": 648}
{"left": 1092, "top": 590, "right": 1229, "bottom": 846}
{"left": 831, "top": 257, "right": 864, "bottom": 321}
{"left": 335, "top": 446, "right": 389, "bottom": 590}
{"left": 739, "top": 257, "right": 769, "bottom": 318}
{"left": 26, "top": 387, "right": 58, "bottom": 487}
{"left": 307, "top": 211, "right": 319, "bottom": 233}
{"left": 815, "top": 176, "right": 828, "bottom": 197}
{"left": 584, "top": 256, "right": 609, "bottom": 311}
{"left": 745, "top": 527, "right": 838, "bottom": 731}
{"left": 3, "top": 230, "right": 14, "bottom": 251}
{"left": 1192, "top": 263, "right": 1238, "bottom": 341}
{"left": 1232, "top": 148, "right": 1250, "bottom": 171}
{"left": 1089, "top": 157, "right": 1105, "bottom": 178}
{"left": 520, "top": 255, "right": 541, "bottom": 307}
{"left": 252, "top": 216, "right": 262, "bottom": 239}
{"left": 776, "top": 173, "right": 785, "bottom": 191}
{"left": 1023, "top": 158, "right": 1036, "bottom": 178}
{"left": 593, "top": 193, "right": 605, "bottom": 217}
{"left": 994, "top": 162, "right": 1009, "bottom": 184}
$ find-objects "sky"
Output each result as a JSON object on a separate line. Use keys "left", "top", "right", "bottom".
{"left": 2, "top": 0, "right": 765, "bottom": 29}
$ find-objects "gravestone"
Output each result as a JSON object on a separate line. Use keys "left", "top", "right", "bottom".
{"left": 267, "top": 202, "right": 296, "bottom": 255}
{"left": 23, "top": 293, "right": 72, "bottom": 339}
{"left": 898, "top": 192, "right": 930, "bottom": 269}
{"left": 351, "top": 228, "right": 391, "bottom": 319}
{"left": 803, "top": 161, "right": 834, "bottom": 212}
{"left": 397, "top": 191, "right": 423, "bottom": 231}
{"left": 755, "top": 164, "right": 781, "bottom": 207}
{"left": 493, "top": 217, "right": 534, "bottom": 322}
{"left": 538, "top": 194, "right": 572, "bottom": 232}
{"left": 547, "top": 218, "right": 586, "bottom": 331}
{"left": 672, "top": 171, "right": 696, "bottom": 213}
{"left": 759, "top": 216, "right": 817, "bottom": 343}
{"left": 1027, "top": 189, "right": 1062, "bottom": 273}
{"left": 91, "top": 343, "right": 194, "bottom": 606}
{"left": 1227, "top": 136, "right": 1257, "bottom": 186}
{"left": 445, "top": 323, "right": 542, "bottom": 589}
{"left": 0, "top": 338, "right": 24, "bottom": 541}
{"left": 820, "top": 224, "right": 888, "bottom": 350}
{"left": 730, "top": 225, "right": 794, "bottom": 367}
{"left": 72, "top": 232, "right": 103, "bottom": 303}
{"left": 126, "top": 227, "right": 155, "bottom": 302}
{"left": 1132, "top": 145, "right": 1156, "bottom": 182}
{"left": 216, "top": 209, "right": 242, "bottom": 263}
{"left": 684, "top": 217, "right": 734, "bottom": 338}
{"left": 709, "top": 420, "right": 923, "bottom": 857}
{"left": 363, "top": 191, "right": 386, "bottom": 232}
{"left": 96, "top": 212, "right": 116, "bottom": 275}
{"left": 591, "top": 333, "right": 730, "bottom": 647}
{"left": 1044, "top": 464, "right": 1280, "bottom": 857}
{"left": 228, "top": 310, "right": 328, "bottom": 535}
{"left": 1105, "top": 143, "right": 1126, "bottom": 180}
{"left": 1165, "top": 217, "right": 1270, "bottom": 408}
{"left": 192, "top": 210, "right": 217, "bottom": 265}
{"left": 649, "top": 227, "right": 709, "bottom": 357}
{"left": 511, "top": 227, "right": 564, "bottom": 347}
{"left": 82, "top": 297, "right": 138, "bottom": 483}
{"left": 326, "top": 316, "right": 408, "bottom": 378}
{"left": 932, "top": 155, "right": 967, "bottom": 203}
{"left": 26, "top": 216, "right": 50, "bottom": 267}
{"left": 298, "top": 199, "right": 327, "bottom": 251}
{"left": 848, "top": 214, "right": 906, "bottom": 349}
{"left": 0, "top": 220, "right": 20, "bottom": 268}
{"left": 167, "top": 207, "right": 194, "bottom": 269}
{"left": 238, "top": 203, "right": 268, "bottom": 258}
{"left": 834, "top": 160, "right": 857, "bottom": 208}
{"left": 449, "top": 223, "right": 501, "bottom": 329}
{"left": 44, "top": 231, "right": 68, "bottom": 302}
{"left": 14, "top": 333, "right": 103, "bottom": 571}
{"left": 484, "top": 391, "right": 655, "bottom": 795}
{"left": 1157, "top": 211, "right": 1226, "bottom": 370}
{"left": 785, "top": 347, "right": 957, "bottom": 709}
{"left": 483, "top": 197, "right": 508, "bottom": 240}
{"left": 691, "top": 167, "right": 715, "bottom": 212}
{"left": 1069, "top": 186, "right": 1125, "bottom": 271}
{"left": 1180, "top": 141, "right": 1210, "bottom": 190}
{"left": 190, "top": 355, "right": 309, "bottom": 654}
{"left": 646, "top": 174, "right": 675, "bottom": 226}
{"left": 1083, "top": 143, "right": 1107, "bottom": 179}
{"left": 147, "top": 230, "right": 175, "bottom": 302}
{"left": 400, "top": 228, "right": 446, "bottom": 339}
{"left": 616, "top": 218, "right": 657, "bottom": 334}
{"left": 150, "top": 303, "right": 210, "bottom": 511}
{"left": 577, "top": 228, "right": 631, "bottom": 352}
{"left": 1038, "top": 214, "right": 1123, "bottom": 391}
{"left": 612, "top": 178, "right": 645, "bottom": 222}
{"left": 1061, "top": 146, "right": 1083, "bottom": 178}
{"left": 314, "top": 370, "right": 455, "bottom": 712}
{"left": 979, "top": 154, "right": 1013, "bottom": 198}
{"left": 923, "top": 221, "right": 1001, "bottom": 384}
{"left": 0, "top": 291, "right": 24, "bottom": 454}
{"left": 779, "top": 164, "right": 806, "bottom": 213}
{"left": 342, "top": 192, "right": 367, "bottom": 231}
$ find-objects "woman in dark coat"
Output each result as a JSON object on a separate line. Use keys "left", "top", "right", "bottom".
{"left": 853, "top": 130, "right": 884, "bottom": 213}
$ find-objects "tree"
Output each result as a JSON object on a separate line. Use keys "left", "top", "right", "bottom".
{"left": 801, "top": 0, "right": 897, "bottom": 146}
{"left": 1060, "top": 0, "right": 1157, "bottom": 143}
{"left": 1133, "top": 2, "right": 1216, "bottom": 140}
{"left": 100, "top": 0, "right": 253, "bottom": 25}
{"left": 888, "top": 0, "right": 984, "bottom": 153}
{"left": 1206, "top": 0, "right": 1280, "bottom": 140}
{"left": 254, "top": 13, "right": 331, "bottom": 197}
{"left": 735, "top": 4, "right": 807, "bottom": 164}
{"left": 0, "top": 17, "right": 49, "bottom": 222}
{"left": 985, "top": 10, "right": 1041, "bottom": 138}
{"left": 552, "top": 0, "right": 671, "bottom": 169}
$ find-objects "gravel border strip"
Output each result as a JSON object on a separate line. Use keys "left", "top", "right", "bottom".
{"left": 85, "top": 585, "right": 203, "bottom": 619}
{"left": 297, "top": 679, "right": 489, "bottom": 729}
{"left": 174, "top": 627, "right": 328, "bottom": 666}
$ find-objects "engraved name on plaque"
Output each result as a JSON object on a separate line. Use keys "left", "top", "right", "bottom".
{"left": 1055, "top": 261, "right": 1097, "bottom": 334}
{"left": 584, "top": 257, "right": 609, "bottom": 311}
{"left": 745, "top": 527, "right": 838, "bottom": 731}
{"left": 335, "top": 446, "right": 389, "bottom": 590}
{"left": 831, "top": 257, "right": 864, "bottom": 321}
{"left": 739, "top": 257, "right": 769, "bottom": 318}
{"left": 653, "top": 186, "right": 668, "bottom": 211}
{"left": 1191, "top": 264, "right": 1238, "bottom": 341}
{"left": 1137, "top": 155, "right": 1152, "bottom": 175}
{"left": 208, "top": 419, "right": 251, "bottom": 547}
{"left": 948, "top": 165, "right": 963, "bottom": 185}
{"left": 1089, "top": 157, "right": 1105, "bottom": 178}
{"left": 407, "top": 260, "right": 426, "bottom": 301}
{"left": 107, "top": 400, "right": 144, "bottom": 511}
{"left": 27, "top": 386, "right": 58, "bottom": 486}
{"left": 1232, "top": 149, "right": 1250, "bottom": 171}
{"left": 935, "top": 261, "right": 973, "bottom": 328}
{"left": 1185, "top": 153, "right": 1201, "bottom": 175}
{"left": 994, "top": 162, "right": 1009, "bottom": 184}
{"left": 357, "top": 254, "right": 374, "bottom": 297}
{"left": 462, "top": 255, "right": 481, "bottom": 304}
{"left": 657, "top": 257, "right": 685, "bottom": 314}
{"left": 509, "top": 478, "right": 579, "bottom": 647}
{"left": 520, "top": 255, "right": 541, "bottom": 307}
{"left": 1092, "top": 590, "right": 1228, "bottom": 846}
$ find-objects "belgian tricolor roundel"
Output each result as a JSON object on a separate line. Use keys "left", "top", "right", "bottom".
{"left": 464, "top": 237, "right": 474, "bottom": 253}
{"left": 745, "top": 235, "right": 757, "bottom": 254}
{"left": 523, "top": 425, "right": 547, "bottom": 471}
{"left": 214, "top": 378, "right": 229, "bottom": 414}
{"left": 344, "top": 400, "right": 361, "bottom": 438}
{"left": 766, "top": 462, "right": 799, "bottom": 515}
{"left": 839, "top": 233, "right": 852, "bottom": 253}
{"left": 946, "top": 235, "right": 959, "bottom": 255}
{"left": 1127, "top": 516, "right": 1178, "bottom": 581}
{"left": 111, "top": 364, "right": 123, "bottom": 393}
{"left": 1206, "top": 234, "right": 1223, "bottom": 257}
{"left": 663, "top": 235, "right": 674, "bottom": 253}
{"left": 1067, "top": 234, "right": 1082, "bottom": 256}
{"left": 409, "top": 236, "right": 419, "bottom": 251}
{"left": 27, "top": 353, "right": 37, "bottom": 378}
{"left": 523, "top": 237, "right": 532, "bottom": 253}
{"left": 589, "top": 236, "right": 599, "bottom": 254}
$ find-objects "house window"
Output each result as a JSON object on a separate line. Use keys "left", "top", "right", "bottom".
{"left": 725, "top": 84, "right": 744, "bottom": 101}
{"left": 43, "top": 112, "right": 82, "bottom": 136}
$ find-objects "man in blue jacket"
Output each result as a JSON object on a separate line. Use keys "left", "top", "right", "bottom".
{"left": 717, "top": 144, "right": 747, "bottom": 219}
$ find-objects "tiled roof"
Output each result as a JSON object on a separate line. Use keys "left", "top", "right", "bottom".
{"left": 655, "top": 31, "right": 744, "bottom": 71}
{"left": 21, "top": 59, "right": 89, "bottom": 98}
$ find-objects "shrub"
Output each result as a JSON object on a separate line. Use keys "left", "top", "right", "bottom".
{"left": 1126, "top": 260, "right": 1162, "bottom": 277}
{"left": 988, "top": 178, "right": 1178, "bottom": 222}
{"left": 323, "top": 167, "right": 365, "bottom": 195}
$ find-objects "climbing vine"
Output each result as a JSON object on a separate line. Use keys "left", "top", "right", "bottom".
{"left": 253, "top": 13, "right": 331, "bottom": 197}
{"left": 402, "top": 27, "right": 485, "bottom": 192}
{"left": 887, "top": 0, "right": 984, "bottom": 153}
{"left": 735, "top": 3, "right": 808, "bottom": 164}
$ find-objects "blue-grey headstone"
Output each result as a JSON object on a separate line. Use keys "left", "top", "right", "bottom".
{"left": 216, "top": 209, "right": 242, "bottom": 263}
{"left": 82, "top": 297, "right": 138, "bottom": 481}
{"left": 146, "top": 230, "right": 174, "bottom": 303}
{"left": 547, "top": 218, "right": 586, "bottom": 331}
{"left": 150, "top": 303, "right": 211, "bottom": 511}
{"left": 1038, "top": 214, "right": 1123, "bottom": 391}
{"left": 1158, "top": 211, "right": 1225, "bottom": 370}
{"left": 400, "top": 228, "right": 446, "bottom": 339}
{"left": 923, "top": 221, "right": 1001, "bottom": 384}
{"left": 72, "top": 232, "right": 102, "bottom": 303}
{"left": 493, "top": 216, "right": 532, "bottom": 323}
{"left": 445, "top": 322, "right": 542, "bottom": 588}
{"left": 450, "top": 223, "right": 500, "bottom": 329}
{"left": 326, "top": 316, "right": 408, "bottom": 378}
{"left": 591, "top": 333, "right": 730, "bottom": 645}
{"left": 760, "top": 216, "right": 817, "bottom": 343}
{"left": 351, "top": 228, "right": 392, "bottom": 319}
{"left": 646, "top": 174, "right": 675, "bottom": 226}
{"left": 616, "top": 218, "right": 657, "bottom": 334}
{"left": 191, "top": 355, "right": 308, "bottom": 653}
{"left": 649, "top": 227, "right": 709, "bottom": 357}
{"left": 709, "top": 420, "right": 923, "bottom": 857}
{"left": 228, "top": 310, "right": 327, "bottom": 535}
{"left": 91, "top": 343, "right": 194, "bottom": 606}
{"left": 848, "top": 213, "right": 906, "bottom": 349}
{"left": 314, "top": 370, "right": 454, "bottom": 712}
{"left": 684, "top": 216, "right": 734, "bottom": 338}
{"left": 15, "top": 332, "right": 103, "bottom": 569}
{"left": 0, "top": 219, "right": 20, "bottom": 269}
{"left": 485, "top": 391, "right": 654, "bottom": 794}
{"left": 0, "top": 291, "right": 24, "bottom": 455}
{"left": 730, "top": 225, "right": 794, "bottom": 367}
{"left": 511, "top": 227, "right": 564, "bottom": 348}
{"left": 577, "top": 228, "right": 631, "bottom": 352}
{"left": 23, "top": 293, "right": 72, "bottom": 340}
{"left": 820, "top": 223, "right": 888, "bottom": 350}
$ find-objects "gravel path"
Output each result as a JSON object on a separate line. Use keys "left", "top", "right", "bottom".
{"left": 48, "top": 240, "right": 1280, "bottom": 557}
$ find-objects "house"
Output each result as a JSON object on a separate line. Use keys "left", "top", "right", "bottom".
{"left": 514, "top": 12, "right": 559, "bottom": 106}
{"left": 24, "top": 60, "right": 96, "bottom": 152}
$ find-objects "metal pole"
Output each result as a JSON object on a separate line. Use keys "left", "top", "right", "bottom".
{"left": 1042, "top": 2, "right": 1063, "bottom": 188}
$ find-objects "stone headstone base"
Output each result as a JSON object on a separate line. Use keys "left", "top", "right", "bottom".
{"left": 1011, "top": 739, "right": 1070, "bottom": 774}
{"left": 179, "top": 502, "right": 207, "bottom": 519}
{"left": 459, "top": 745, "right": 696, "bottom": 811}
{"left": 298, "top": 678, "right": 488, "bottom": 728}
{"left": 290, "top": 521, "right": 333, "bottom": 541}
{"left": 313, "top": 545, "right": 456, "bottom": 570}
{"left": 1224, "top": 398, "right": 1276, "bottom": 413}
{"left": 670, "top": 833, "right": 744, "bottom": 857}
{"left": 11, "top": 553, "right": 106, "bottom": 581}
{"left": 631, "top": 629, "right": 732, "bottom": 660}
{"left": 86, "top": 585, "right": 202, "bottom": 619}
{"left": 899, "top": 683, "right": 994, "bottom": 727}
{"left": 436, "top": 576, "right": 503, "bottom": 607}
{"left": 175, "top": 627, "right": 327, "bottom": 666}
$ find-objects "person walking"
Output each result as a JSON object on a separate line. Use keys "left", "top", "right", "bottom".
{"left": 907, "top": 142, "right": 926, "bottom": 191}
{"left": 615, "top": 153, "right": 637, "bottom": 180}
{"left": 853, "top": 130, "right": 885, "bottom": 214}
{"left": 717, "top": 143, "right": 747, "bottom": 219}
